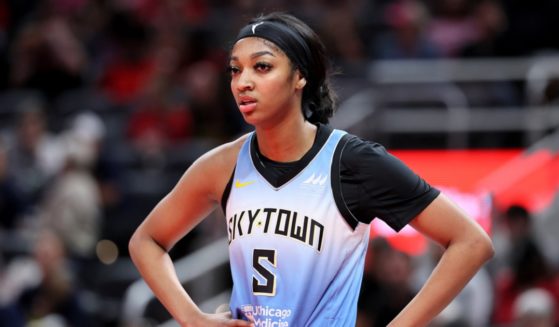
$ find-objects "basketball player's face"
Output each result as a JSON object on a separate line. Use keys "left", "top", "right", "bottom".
{"left": 229, "top": 37, "right": 305, "bottom": 127}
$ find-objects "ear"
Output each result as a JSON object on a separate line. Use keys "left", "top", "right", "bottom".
{"left": 296, "top": 76, "right": 307, "bottom": 90}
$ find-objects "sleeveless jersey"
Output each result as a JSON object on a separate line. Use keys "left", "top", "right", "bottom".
{"left": 225, "top": 129, "right": 370, "bottom": 326}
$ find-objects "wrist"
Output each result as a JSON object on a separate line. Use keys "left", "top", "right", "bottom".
{"left": 177, "top": 309, "right": 206, "bottom": 327}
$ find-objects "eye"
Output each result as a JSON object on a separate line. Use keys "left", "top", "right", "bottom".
{"left": 254, "top": 62, "right": 272, "bottom": 72}
{"left": 227, "top": 65, "right": 241, "bottom": 76}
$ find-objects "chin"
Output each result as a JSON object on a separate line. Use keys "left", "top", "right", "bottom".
{"left": 242, "top": 115, "right": 275, "bottom": 130}
{"left": 240, "top": 112, "right": 260, "bottom": 126}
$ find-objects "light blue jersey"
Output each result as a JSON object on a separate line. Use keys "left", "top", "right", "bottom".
{"left": 224, "top": 129, "right": 370, "bottom": 327}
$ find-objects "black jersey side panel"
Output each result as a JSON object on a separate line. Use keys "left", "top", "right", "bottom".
{"left": 221, "top": 167, "right": 235, "bottom": 214}
{"left": 331, "top": 134, "right": 360, "bottom": 230}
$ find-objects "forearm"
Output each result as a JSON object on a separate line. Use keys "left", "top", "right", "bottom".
{"left": 129, "top": 233, "right": 202, "bottom": 326}
{"left": 388, "top": 237, "right": 493, "bottom": 327}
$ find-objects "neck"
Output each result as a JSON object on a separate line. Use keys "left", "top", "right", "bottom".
{"left": 255, "top": 117, "right": 317, "bottom": 162}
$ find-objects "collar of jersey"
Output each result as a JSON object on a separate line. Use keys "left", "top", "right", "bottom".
{"left": 250, "top": 123, "right": 333, "bottom": 188}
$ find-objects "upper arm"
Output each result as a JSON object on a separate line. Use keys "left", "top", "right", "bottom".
{"left": 133, "top": 140, "right": 241, "bottom": 251}
{"left": 339, "top": 137, "right": 439, "bottom": 230}
{"left": 410, "top": 193, "right": 491, "bottom": 249}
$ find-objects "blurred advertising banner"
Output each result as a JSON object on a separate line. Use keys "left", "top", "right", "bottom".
{"left": 373, "top": 149, "right": 559, "bottom": 255}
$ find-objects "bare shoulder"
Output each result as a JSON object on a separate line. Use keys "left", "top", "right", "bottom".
{"left": 186, "top": 133, "right": 250, "bottom": 202}
{"left": 198, "top": 133, "right": 248, "bottom": 173}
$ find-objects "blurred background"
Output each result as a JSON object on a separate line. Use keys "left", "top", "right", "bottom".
{"left": 0, "top": 0, "right": 558, "bottom": 326}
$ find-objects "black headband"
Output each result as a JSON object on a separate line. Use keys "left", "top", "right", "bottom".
{"left": 235, "top": 20, "right": 311, "bottom": 78}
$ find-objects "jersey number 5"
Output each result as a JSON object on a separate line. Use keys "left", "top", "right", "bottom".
{"left": 252, "top": 249, "right": 276, "bottom": 296}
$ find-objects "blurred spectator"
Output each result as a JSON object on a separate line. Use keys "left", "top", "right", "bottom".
{"left": 38, "top": 114, "right": 103, "bottom": 260}
{"left": 315, "top": 1, "right": 366, "bottom": 64}
{"left": 492, "top": 238, "right": 559, "bottom": 326}
{"left": 456, "top": 0, "right": 521, "bottom": 112}
{"left": 0, "top": 138, "right": 28, "bottom": 230}
{"left": 179, "top": 60, "right": 244, "bottom": 140}
{"left": 97, "top": 10, "right": 155, "bottom": 105}
{"left": 112, "top": 0, "right": 211, "bottom": 29}
{"left": 0, "top": 228, "right": 89, "bottom": 326}
{"left": 46, "top": 0, "right": 90, "bottom": 17}
{"left": 127, "top": 107, "right": 192, "bottom": 168}
{"left": 6, "top": 99, "right": 64, "bottom": 204}
{"left": 502, "top": 205, "right": 532, "bottom": 242}
{"left": 69, "top": 111, "right": 120, "bottom": 214}
{"left": 371, "top": 0, "right": 442, "bottom": 59}
{"left": 426, "top": 0, "right": 480, "bottom": 57}
{"left": 126, "top": 40, "right": 193, "bottom": 167}
{"left": 460, "top": 0, "right": 507, "bottom": 58}
{"left": 0, "top": 250, "right": 41, "bottom": 327}
{"left": 513, "top": 288, "right": 556, "bottom": 327}
{"left": 541, "top": 78, "right": 559, "bottom": 105}
{"left": 491, "top": 205, "right": 533, "bottom": 275}
{"left": 534, "top": 192, "right": 559, "bottom": 269}
{"left": 9, "top": 11, "right": 87, "bottom": 100}
{"left": 0, "top": 0, "right": 9, "bottom": 89}
{"left": 357, "top": 238, "right": 417, "bottom": 327}
{"left": 0, "top": 304, "right": 25, "bottom": 327}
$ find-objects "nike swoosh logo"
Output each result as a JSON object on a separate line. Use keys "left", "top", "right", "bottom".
{"left": 235, "top": 180, "right": 255, "bottom": 188}
{"left": 252, "top": 22, "right": 264, "bottom": 34}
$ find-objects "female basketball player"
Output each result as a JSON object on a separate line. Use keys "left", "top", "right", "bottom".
{"left": 129, "top": 12, "right": 494, "bottom": 327}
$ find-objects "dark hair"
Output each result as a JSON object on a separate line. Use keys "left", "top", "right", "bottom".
{"left": 511, "top": 238, "right": 551, "bottom": 287}
{"left": 505, "top": 205, "right": 529, "bottom": 219}
{"left": 239, "top": 12, "right": 336, "bottom": 124}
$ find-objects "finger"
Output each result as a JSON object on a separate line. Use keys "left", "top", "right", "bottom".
{"left": 236, "top": 308, "right": 255, "bottom": 322}
{"left": 214, "top": 310, "right": 232, "bottom": 319}
{"left": 226, "top": 319, "right": 254, "bottom": 327}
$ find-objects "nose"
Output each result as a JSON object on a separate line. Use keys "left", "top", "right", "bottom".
{"left": 236, "top": 70, "right": 254, "bottom": 91}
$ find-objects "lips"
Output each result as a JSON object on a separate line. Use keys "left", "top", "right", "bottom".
{"left": 239, "top": 95, "right": 256, "bottom": 104}
{"left": 238, "top": 95, "right": 257, "bottom": 113}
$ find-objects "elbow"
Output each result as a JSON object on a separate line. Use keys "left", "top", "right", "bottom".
{"left": 471, "top": 232, "right": 495, "bottom": 264}
{"left": 486, "top": 238, "right": 495, "bottom": 261}
{"left": 128, "top": 228, "right": 145, "bottom": 262}
{"left": 128, "top": 231, "right": 139, "bottom": 260}
{"left": 128, "top": 226, "right": 169, "bottom": 263}
{"left": 448, "top": 227, "right": 494, "bottom": 265}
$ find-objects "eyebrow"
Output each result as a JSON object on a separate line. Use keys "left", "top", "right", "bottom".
{"left": 229, "top": 50, "right": 276, "bottom": 61}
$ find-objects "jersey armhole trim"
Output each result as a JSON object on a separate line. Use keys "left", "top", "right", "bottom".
{"left": 221, "top": 165, "right": 236, "bottom": 214}
{"left": 331, "top": 134, "right": 360, "bottom": 230}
